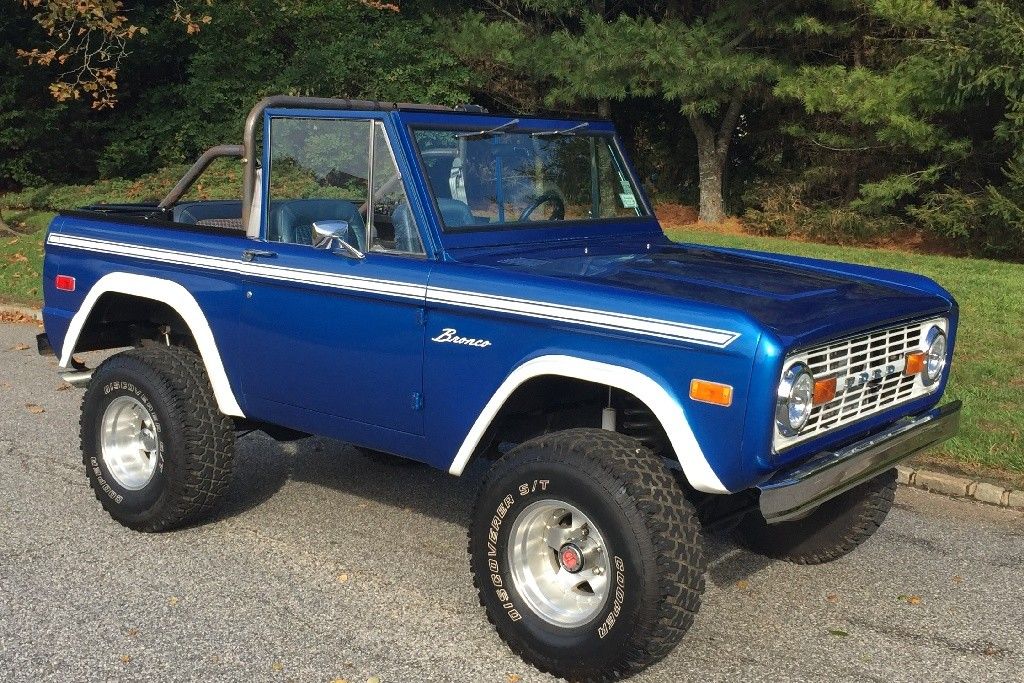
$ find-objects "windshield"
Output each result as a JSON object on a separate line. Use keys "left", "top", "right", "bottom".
{"left": 412, "top": 125, "right": 648, "bottom": 231}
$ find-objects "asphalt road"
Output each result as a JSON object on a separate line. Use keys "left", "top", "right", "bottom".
{"left": 1, "top": 320, "right": 1022, "bottom": 683}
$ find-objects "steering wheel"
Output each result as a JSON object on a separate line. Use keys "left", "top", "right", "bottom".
{"left": 518, "top": 191, "right": 565, "bottom": 222}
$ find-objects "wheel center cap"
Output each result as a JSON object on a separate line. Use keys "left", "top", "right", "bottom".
{"left": 558, "top": 543, "right": 584, "bottom": 573}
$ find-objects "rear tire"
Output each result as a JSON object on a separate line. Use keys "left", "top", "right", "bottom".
{"left": 469, "top": 428, "right": 704, "bottom": 682}
{"left": 734, "top": 468, "right": 897, "bottom": 564}
{"left": 80, "top": 345, "right": 235, "bottom": 532}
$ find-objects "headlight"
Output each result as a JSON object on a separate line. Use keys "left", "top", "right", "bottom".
{"left": 922, "top": 326, "right": 947, "bottom": 386}
{"left": 776, "top": 362, "right": 815, "bottom": 436}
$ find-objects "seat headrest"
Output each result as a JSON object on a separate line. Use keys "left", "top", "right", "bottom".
{"left": 435, "top": 198, "right": 476, "bottom": 229}
{"left": 269, "top": 199, "right": 365, "bottom": 248}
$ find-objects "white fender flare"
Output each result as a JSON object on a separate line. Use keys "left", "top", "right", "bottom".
{"left": 447, "top": 355, "right": 729, "bottom": 494}
{"left": 60, "top": 272, "right": 244, "bottom": 417}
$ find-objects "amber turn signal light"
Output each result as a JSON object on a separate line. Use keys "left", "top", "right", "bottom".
{"left": 812, "top": 376, "right": 837, "bottom": 406}
{"left": 689, "top": 379, "right": 733, "bottom": 407}
{"left": 905, "top": 351, "right": 926, "bottom": 376}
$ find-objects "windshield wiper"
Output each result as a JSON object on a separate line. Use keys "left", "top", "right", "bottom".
{"left": 530, "top": 122, "right": 589, "bottom": 137}
{"left": 455, "top": 118, "right": 520, "bottom": 139}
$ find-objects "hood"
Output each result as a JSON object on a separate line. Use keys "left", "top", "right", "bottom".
{"left": 458, "top": 239, "right": 954, "bottom": 347}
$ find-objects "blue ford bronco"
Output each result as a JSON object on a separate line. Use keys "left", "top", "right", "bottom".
{"left": 38, "top": 96, "right": 960, "bottom": 681}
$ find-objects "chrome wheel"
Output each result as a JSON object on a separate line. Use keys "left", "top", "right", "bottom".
{"left": 100, "top": 396, "right": 159, "bottom": 490}
{"left": 506, "top": 499, "right": 611, "bottom": 627}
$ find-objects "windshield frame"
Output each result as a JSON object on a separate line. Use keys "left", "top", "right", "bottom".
{"left": 405, "top": 117, "right": 654, "bottom": 236}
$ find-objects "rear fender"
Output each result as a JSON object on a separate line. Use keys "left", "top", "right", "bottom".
{"left": 59, "top": 272, "right": 244, "bottom": 417}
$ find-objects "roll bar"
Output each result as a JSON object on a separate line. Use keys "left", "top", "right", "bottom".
{"left": 158, "top": 144, "right": 243, "bottom": 210}
{"left": 240, "top": 96, "right": 454, "bottom": 233}
{"left": 159, "top": 95, "right": 484, "bottom": 235}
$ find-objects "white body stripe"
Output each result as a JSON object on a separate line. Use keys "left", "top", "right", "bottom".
{"left": 447, "top": 355, "right": 730, "bottom": 494}
{"left": 427, "top": 287, "right": 738, "bottom": 347}
{"left": 59, "top": 272, "right": 244, "bottom": 417}
{"left": 48, "top": 234, "right": 739, "bottom": 347}
{"left": 48, "top": 234, "right": 424, "bottom": 300}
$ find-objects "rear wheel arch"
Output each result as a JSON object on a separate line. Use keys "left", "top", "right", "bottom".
{"left": 61, "top": 272, "right": 243, "bottom": 417}
{"left": 75, "top": 291, "right": 194, "bottom": 349}
{"left": 447, "top": 355, "right": 728, "bottom": 494}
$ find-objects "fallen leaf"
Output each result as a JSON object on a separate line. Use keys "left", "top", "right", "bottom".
{"left": 828, "top": 629, "right": 849, "bottom": 637}
{"left": 337, "top": 573, "right": 349, "bottom": 583}
{"left": 330, "top": 679, "right": 348, "bottom": 683}
{"left": 367, "top": 677, "right": 381, "bottom": 683}
{"left": 735, "top": 579, "right": 750, "bottom": 590}
{"left": 0, "top": 310, "right": 33, "bottom": 324}
{"left": 983, "top": 643, "right": 1001, "bottom": 656}
{"left": 56, "top": 383, "right": 71, "bottom": 391}
{"left": 271, "top": 661, "right": 284, "bottom": 672}
{"left": 25, "top": 403, "right": 44, "bottom": 414}
{"left": 952, "top": 575, "right": 964, "bottom": 585}
{"left": 898, "top": 595, "right": 922, "bottom": 605}
{"left": 9, "top": 252, "right": 27, "bottom": 263}
{"left": 12, "top": 343, "right": 29, "bottom": 351}
{"left": 125, "top": 627, "right": 139, "bottom": 638}
{"left": 825, "top": 594, "right": 839, "bottom": 604}
{"left": 167, "top": 596, "right": 179, "bottom": 606}
{"left": 507, "top": 675, "right": 522, "bottom": 683}
{"left": 120, "top": 655, "right": 132, "bottom": 664}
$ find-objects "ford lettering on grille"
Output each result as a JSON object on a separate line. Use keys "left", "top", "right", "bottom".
{"left": 774, "top": 318, "right": 947, "bottom": 451}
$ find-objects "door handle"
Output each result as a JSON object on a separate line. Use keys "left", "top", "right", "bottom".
{"left": 242, "top": 249, "right": 277, "bottom": 262}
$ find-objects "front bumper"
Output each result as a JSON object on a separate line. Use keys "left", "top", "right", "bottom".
{"left": 758, "top": 401, "right": 961, "bottom": 523}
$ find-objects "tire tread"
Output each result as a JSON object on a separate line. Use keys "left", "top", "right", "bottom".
{"left": 469, "top": 428, "right": 705, "bottom": 682}
{"left": 80, "top": 345, "right": 235, "bottom": 532}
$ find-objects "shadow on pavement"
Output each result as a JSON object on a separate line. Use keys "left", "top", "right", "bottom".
{"left": 216, "top": 432, "right": 773, "bottom": 583}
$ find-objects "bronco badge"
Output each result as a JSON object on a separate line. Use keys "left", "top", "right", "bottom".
{"left": 431, "top": 328, "right": 492, "bottom": 348}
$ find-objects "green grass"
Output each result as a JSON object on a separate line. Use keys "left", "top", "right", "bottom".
{"left": 0, "top": 160, "right": 245, "bottom": 305}
{"left": 0, "top": 210, "right": 48, "bottom": 306}
{"left": 665, "top": 226, "right": 1024, "bottom": 482}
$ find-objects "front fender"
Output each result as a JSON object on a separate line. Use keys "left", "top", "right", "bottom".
{"left": 446, "top": 354, "right": 731, "bottom": 494}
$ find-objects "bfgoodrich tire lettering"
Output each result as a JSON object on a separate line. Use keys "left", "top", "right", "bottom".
{"left": 735, "top": 468, "right": 897, "bottom": 565}
{"left": 80, "top": 345, "right": 235, "bottom": 532}
{"left": 469, "top": 428, "right": 705, "bottom": 682}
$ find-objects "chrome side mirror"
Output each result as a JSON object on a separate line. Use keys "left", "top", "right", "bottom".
{"left": 312, "top": 220, "right": 365, "bottom": 259}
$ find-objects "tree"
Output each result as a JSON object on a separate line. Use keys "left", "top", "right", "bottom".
{"left": 12, "top": 0, "right": 398, "bottom": 110}
{"left": 449, "top": 2, "right": 842, "bottom": 222}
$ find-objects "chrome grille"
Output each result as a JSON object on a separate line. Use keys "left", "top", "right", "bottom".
{"left": 774, "top": 317, "right": 946, "bottom": 451}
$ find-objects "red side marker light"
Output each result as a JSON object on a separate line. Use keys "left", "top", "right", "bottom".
{"left": 55, "top": 275, "right": 76, "bottom": 292}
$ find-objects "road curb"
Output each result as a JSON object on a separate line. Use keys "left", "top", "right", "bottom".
{"left": 3, "top": 301, "right": 1022, "bottom": 512}
{"left": 897, "top": 465, "right": 1024, "bottom": 511}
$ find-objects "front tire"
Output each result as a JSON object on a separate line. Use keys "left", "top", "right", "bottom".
{"left": 734, "top": 468, "right": 897, "bottom": 565}
{"left": 469, "top": 429, "right": 704, "bottom": 682}
{"left": 80, "top": 345, "right": 235, "bottom": 532}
